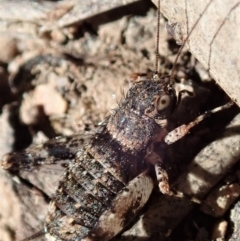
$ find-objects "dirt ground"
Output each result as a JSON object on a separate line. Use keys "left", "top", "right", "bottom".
{"left": 0, "top": 1, "right": 240, "bottom": 241}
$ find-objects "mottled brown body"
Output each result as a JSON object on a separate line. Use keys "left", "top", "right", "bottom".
{"left": 43, "top": 77, "right": 176, "bottom": 240}
{"left": 0, "top": 0, "right": 237, "bottom": 240}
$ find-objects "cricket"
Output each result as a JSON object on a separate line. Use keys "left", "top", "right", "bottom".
{"left": 0, "top": 0, "right": 240, "bottom": 241}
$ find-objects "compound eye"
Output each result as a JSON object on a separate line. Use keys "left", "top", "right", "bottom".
{"left": 157, "top": 94, "right": 171, "bottom": 111}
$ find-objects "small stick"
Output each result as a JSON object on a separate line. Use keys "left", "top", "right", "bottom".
{"left": 21, "top": 229, "right": 46, "bottom": 241}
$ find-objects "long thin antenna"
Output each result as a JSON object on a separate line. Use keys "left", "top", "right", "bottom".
{"left": 170, "top": 0, "right": 213, "bottom": 84}
{"left": 154, "top": 0, "right": 161, "bottom": 75}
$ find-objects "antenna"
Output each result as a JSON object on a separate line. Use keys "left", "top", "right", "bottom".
{"left": 169, "top": 0, "right": 213, "bottom": 85}
{"left": 154, "top": 0, "right": 161, "bottom": 75}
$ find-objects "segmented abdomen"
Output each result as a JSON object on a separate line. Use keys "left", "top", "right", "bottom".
{"left": 46, "top": 127, "right": 147, "bottom": 240}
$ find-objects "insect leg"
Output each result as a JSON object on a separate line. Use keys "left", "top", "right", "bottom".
{"left": 155, "top": 162, "right": 171, "bottom": 195}
{"left": 145, "top": 140, "right": 172, "bottom": 195}
{"left": 83, "top": 172, "right": 154, "bottom": 241}
{"left": 1, "top": 134, "right": 86, "bottom": 173}
{"left": 164, "top": 101, "right": 234, "bottom": 145}
{"left": 155, "top": 161, "right": 202, "bottom": 204}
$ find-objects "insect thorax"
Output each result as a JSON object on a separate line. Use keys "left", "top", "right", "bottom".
{"left": 107, "top": 77, "right": 177, "bottom": 153}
